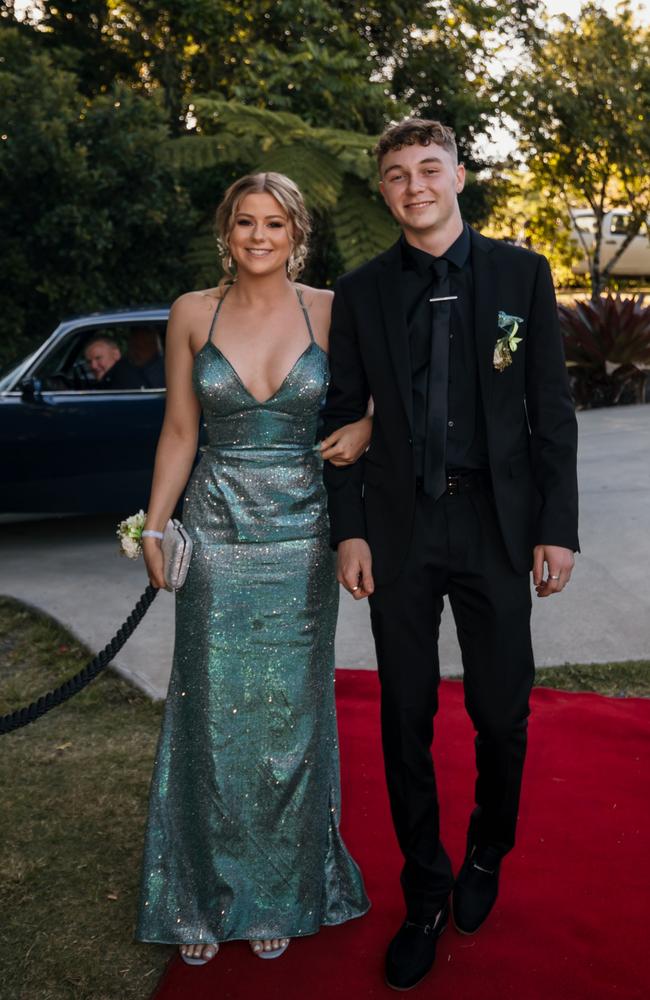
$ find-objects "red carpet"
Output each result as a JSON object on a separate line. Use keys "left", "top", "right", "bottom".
{"left": 151, "top": 672, "right": 649, "bottom": 1000}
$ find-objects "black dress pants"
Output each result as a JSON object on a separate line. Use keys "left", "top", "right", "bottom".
{"left": 368, "top": 483, "right": 535, "bottom": 920}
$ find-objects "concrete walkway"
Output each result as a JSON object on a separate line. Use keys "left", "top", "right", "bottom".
{"left": 1, "top": 406, "right": 648, "bottom": 700}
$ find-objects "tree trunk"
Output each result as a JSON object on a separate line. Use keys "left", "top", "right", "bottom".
{"left": 590, "top": 267, "right": 605, "bottom": 302}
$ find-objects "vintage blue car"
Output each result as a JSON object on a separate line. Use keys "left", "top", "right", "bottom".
{"left": 0, "top": 308, "right": 170, "bottom": 513}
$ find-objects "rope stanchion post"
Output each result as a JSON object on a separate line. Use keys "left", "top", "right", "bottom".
{"left": 0, "top": 585, "right": 159, "bottom": 736}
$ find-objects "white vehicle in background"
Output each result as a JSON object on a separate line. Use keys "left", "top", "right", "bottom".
{"left": 570, "top": 208, "right": 650, "bottom": 277}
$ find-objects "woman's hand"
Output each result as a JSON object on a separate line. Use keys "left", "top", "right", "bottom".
{"left": 320, "top": 415, "right": 372, "bottom": 467}
{"left": 142, "top": 536, "right": 167, "bottom": 590}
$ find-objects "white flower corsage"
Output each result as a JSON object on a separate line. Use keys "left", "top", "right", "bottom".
{"left": 116, "top": 510, "right": 146, "bottom": 559}
{"left": 494, "top": 311, "right": 524, "bottom": 372}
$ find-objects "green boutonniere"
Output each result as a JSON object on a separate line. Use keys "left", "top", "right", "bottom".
{"left": 494, "top": 311, "right": 524, "bottom": 371}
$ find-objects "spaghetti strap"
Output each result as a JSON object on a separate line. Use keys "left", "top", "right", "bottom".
{"left": 207, "top": 286, "right": 232, "bottom": 344}
{"left": 295, "top": 289, "right": 316, "bottom": 344}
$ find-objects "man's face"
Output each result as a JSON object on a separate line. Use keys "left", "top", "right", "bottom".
{"left": 85, "top": 341, "right": 121, "bottom": 379}
{"left": 379, "top": 142, "right": 465, "bottom": 238}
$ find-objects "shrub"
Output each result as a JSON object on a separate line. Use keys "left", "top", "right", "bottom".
{"left": 558, "top": 294, "right": 650, "bottom": 408}
{"left": 0, "top": 30, "right": 196, "bottom": 368}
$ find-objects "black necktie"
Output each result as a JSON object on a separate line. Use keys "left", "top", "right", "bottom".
{"left": 423, "top": 257, "right": 450, "bottom": 498}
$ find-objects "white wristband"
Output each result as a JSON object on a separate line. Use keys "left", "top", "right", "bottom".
{"left": 141, "top": 529, "right": 164, "bottom": 540}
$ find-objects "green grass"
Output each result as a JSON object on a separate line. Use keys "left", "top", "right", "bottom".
{"left": 534, "top": 660, "right": 650, "bottom": 697}
{"left": 0, "top": 597, "right": 647, "bottom": 999}
{"left": 448, "top": 660, "right": 650, "bottom": 696}
{"left": 0, "top": 598, "right": 170, "bottom": 1000}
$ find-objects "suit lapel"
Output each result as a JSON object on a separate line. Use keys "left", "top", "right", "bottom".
{"left": 470, "top": 228, "right": 499, "bottom": 415}
{"left": 376, "top": 240, "right": 413, "bottom": 428}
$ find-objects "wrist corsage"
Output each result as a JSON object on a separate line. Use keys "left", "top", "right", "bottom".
{"left": 116, "top": 511, "right": 193, "bottom": 590}
{"left": 116, "top": 510, "right": 147, "bottom": 559}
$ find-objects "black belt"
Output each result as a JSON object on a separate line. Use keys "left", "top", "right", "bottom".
{"left": 416, "top": 469, "right": 491, "bottom": 496}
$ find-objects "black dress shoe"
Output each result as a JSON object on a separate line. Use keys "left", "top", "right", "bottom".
{"left": 385, "top": 903, "right": 449, "bottom": 991}
{"left": 452, "top": 844, "right": 502, "bottom": 935}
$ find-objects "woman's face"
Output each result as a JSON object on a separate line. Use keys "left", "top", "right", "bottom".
{"left": 228, "top": 192, "right": 293, "bottom": 278}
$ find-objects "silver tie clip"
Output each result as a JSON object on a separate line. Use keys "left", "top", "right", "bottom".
{"left": 429, "top": 295, "right": 458, "bottom": 303}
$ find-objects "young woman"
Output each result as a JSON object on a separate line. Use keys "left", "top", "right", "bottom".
{"left": 137, "top": 173, "right": 370, "bottom": 964}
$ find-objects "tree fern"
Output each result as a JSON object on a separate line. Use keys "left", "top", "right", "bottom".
{"left": 255, "top": 145, "right": 344, "bottom": 212}
{"left": 169, "top": 99, "right": 394, "bottom": 282}
{"left": 333, "top": 176, "right": 398, "bottom": 271}
{"left": 184, "top": 222, "right": 219, "bottom": 289}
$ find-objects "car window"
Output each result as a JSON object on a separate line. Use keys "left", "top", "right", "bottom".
{"left": 609, "top": 213, "right": 637, "bottom": 236}
{"left": 33, "top": 322, "right": 167, "bottom": 391}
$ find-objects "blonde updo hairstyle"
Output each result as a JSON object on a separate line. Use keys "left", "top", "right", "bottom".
{"left": 215, "top": 172, "right": 311, "bottom": 284}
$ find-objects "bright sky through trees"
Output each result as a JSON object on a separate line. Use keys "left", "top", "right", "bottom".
{"left": 543, "top": 0, "right": 647, "bottom": 21}
{"left": 13, "top": 0, "right": 650, "bottom": 20}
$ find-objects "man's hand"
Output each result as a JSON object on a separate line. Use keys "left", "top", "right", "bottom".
{"left": 337, "top": 538, "right": 374, "bottom": 600}
{"left": 533, "top": 544, "right": 575, "bottom": 598}
{"left": 320, "top": 415, "right": 372, "bottom": 466}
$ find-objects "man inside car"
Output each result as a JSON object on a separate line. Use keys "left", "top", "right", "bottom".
{"left": 84, "top": 329, "right": 165, "bottom": 390}
{"left": 84, "top": 336, "right": 125, "bottom": 385}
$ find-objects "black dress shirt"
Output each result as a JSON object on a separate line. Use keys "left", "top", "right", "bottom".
{"left": 400, "top": 225, "right": 488, "bottom": 475}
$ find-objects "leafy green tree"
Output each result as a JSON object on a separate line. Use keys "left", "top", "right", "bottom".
{"left": 507, "top": 1, "right": 650, "bottom": 299}
{"left": 171, "top": 95, "right": 506, "bottom": 286}
{"left": 5, "top": 0, "right": 138, "bottom": 97}
{"left": 7, "top": 1, "right": 545, "bottom": 240}
{"left": 0, "top": 29, "right": 195, "bottom": 364}
{"left": 189, "top": 0, "right": 400, "bottom": 132}
{"left": 391, "top": 2, "right": 541, "bottom": 165}
{"left": 3, "top": 1, "right": 550, "bottom": 312}
{"left": 484, "top": 171, "right": 586, "bottom": 289}
{"left": 169, "top": 99, "right": 399, "bottom": 281}
{"left": 20, "top": 1, "right": 541, "bottom": 142}
{"left": 22, "top": 0, "right": 399, "bottom": 132}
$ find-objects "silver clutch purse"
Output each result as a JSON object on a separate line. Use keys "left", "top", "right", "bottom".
{"left": 161, "top": 518, "right": 193, "bottom": 591}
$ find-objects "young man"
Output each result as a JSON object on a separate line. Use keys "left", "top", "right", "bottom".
{"left": 322, "top": 119, "right": 578, "bottom": 991}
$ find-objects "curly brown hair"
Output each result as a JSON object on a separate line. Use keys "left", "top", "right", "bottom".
{"left": 214, "top": 172, "right": 311, "bottom": 283}
{"left": 375, "top": 119, "right": 458, "bottom": 174}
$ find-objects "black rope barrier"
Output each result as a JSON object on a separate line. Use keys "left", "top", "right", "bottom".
{"left": 0, "top": 584, "right": 159, "bottom": 736}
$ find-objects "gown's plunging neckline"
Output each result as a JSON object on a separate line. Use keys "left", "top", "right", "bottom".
{"left": 204, "top": 338, "right": 323, "bottom": 406}
{"left": 200, "top": 286, "right": 323, "bottom": 406}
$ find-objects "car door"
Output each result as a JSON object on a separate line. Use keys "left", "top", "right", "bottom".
{"left": 607, "top": 212, "right": 650, "bottom": 276}
{"left": 1, "top": 313, "right": 169, "bottom": 514}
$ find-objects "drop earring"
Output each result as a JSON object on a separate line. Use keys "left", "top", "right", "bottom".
{"left": 218, "top": 239, "right": 236, "bottom": 281}
{"left": 287, "top": 252, "right": 299, "bottom": 281}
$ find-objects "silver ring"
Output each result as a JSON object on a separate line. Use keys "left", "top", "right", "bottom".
{"left": 549, "top": 574, "right": 560, "bottom": 580}
{"left": 351, "top": 585, "right": 360, "bottom": 591}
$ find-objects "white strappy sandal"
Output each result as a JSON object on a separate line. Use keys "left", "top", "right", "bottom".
{"left": 179, "top": 943, "right": 218, "bottom": 965}
{"left": 249, "top": 938, "right": 290, "bottom": 959}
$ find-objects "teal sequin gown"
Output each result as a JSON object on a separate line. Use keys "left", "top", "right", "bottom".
{"left": 137, "top": 289, "right": 369, "bottom": 945}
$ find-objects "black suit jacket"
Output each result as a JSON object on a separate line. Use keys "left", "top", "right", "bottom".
{"left": 322, "top": 229, "right": 579, "bottom": 584}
